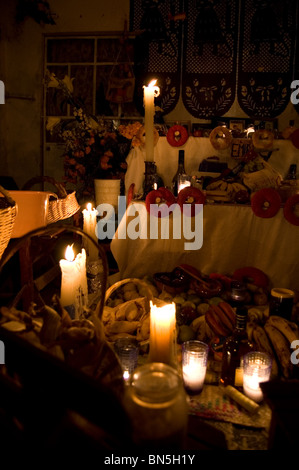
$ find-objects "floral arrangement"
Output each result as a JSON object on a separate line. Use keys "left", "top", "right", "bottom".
{"left": 45, "top": 71, "right": 142, "bottom": 201}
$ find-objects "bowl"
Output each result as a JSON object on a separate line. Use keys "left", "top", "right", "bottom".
{"left": 1, "top": 190, "right": 56, "bottom": 238}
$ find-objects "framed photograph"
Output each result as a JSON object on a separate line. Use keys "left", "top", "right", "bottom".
{"left": 253, "top": 119, "right": 278, "bottom": 131}
{"left": 229, "top": 119, "right": 246, "bottom": 133}
{"left": 191, "top": 122, "right": 212, "bottom": 137}
{"left": 164, "top": 120, "right": 191, "bottom": 134}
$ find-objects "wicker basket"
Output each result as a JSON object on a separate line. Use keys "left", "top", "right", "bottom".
{"left": 0, "top": 185, "right": 17, "bottom": 260}
{"left": 103, "top": 277, "right": 165, "bottom": 345}
{"left": 22, "top": 176, "right": 81, "bottom": 224}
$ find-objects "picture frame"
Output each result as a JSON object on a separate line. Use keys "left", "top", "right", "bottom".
{"left": 229, "top": 119, "right": 246, "bottom": 133}
{"left": 253, "top": 119, "right": 278, "bottom": 131}
{"left": 164, "top": 120, "right": 191, "bottom": 134}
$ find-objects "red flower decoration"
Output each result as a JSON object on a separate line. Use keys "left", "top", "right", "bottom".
{"left": 251, "top": 188, "right": 281, "bottom": 218}
{"left": 145, "top": 188, "right": 176, "bottom": 218}
{"left": 167, "top": 125, "right": 189, "bottom": 147}
{"left": 283, "top": 194, "right": 299, "bottom": 226}
{"left": 177, "top": 187, "right": 206, "bottom": 217}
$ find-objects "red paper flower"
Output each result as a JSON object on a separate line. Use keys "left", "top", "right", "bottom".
{"left": 251, "top": 188, "right": 281, "bottom": 218}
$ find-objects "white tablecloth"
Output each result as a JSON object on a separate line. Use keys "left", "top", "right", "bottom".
{"left": 125, "top": 136, "right": 299, "bottom": 195}
{"left": 111, "top": 202, "right": 299, "bottom": 292}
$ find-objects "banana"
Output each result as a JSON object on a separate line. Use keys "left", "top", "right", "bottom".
{"left": 232, "top": 182, "right": 247, "bottom": 192}
{"left": 266, "top": 315, "right": 299, "bottom": 345}
{"left": 190, "top": 315, "right": 205, "bottom": 334}
{"left": 264, "top": 323, "right": 293, "bottom": 378}
{"left": 246, "top": 320, "right": 256, "bottom": 342}
{"left": 252, "top": 324, "right": 279, "bottom": 378}
{"left": 207, "top": 180, "right": 222, "bottom": 190}
{"left": 220, "top": 181, "right": 228, "bottom": 191}
{"left": 226, "top": 183, "right": 234, "bottom": 196}
{"left": 194, "top": 316, "right": 207, "bottom": 341}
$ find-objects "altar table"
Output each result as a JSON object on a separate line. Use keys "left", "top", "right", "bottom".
{"left": 110, "top": 201, "right": 299, "bottom": 292}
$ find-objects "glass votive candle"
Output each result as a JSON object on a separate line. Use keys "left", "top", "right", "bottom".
{"left": 182, "top": 340, "right": 209, "bottom": 395}
{"left": 114, "top": 337, "right": 139, "bottom": 381}
{"left": 243, "top": 351, "right": 272, "bottom": 403}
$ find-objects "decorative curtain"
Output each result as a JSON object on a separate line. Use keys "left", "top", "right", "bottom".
{"left": 182, "top": 0, "right": 239, "bottom": 118}
{"left": 237, "top": 0, "right": 298, "bottom": 118}
{"left": 130, "top": 0, "right": 299, "bottom": 119}
{"left": 130, "top": 0, "right": 183, "bottom": 117}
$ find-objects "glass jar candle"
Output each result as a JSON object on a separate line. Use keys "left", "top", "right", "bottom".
{"left": 123, "top": 362, "right": 189, "bottom": 449}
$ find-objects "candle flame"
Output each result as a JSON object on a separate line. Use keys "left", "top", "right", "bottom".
{"left": 87, "top": 202, "right": 92, "bottom": 212}
{"left": 148, "top": 79, "right": 157, "bottom": 87}
{"left": 65, "top": 244, "right": 75, "bottom": 262}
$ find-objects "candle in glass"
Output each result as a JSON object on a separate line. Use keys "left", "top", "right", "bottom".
{"left": 59, "top": 245, "right": 88, "bottom": 319}
{"left": 243, "top": 352, "right": 272, "bottom": 403}
{"left": 149, "top": 301, "right": 176, "bottom": 366}
{"left": 82, "top": 203, "right": 98, "bottom": 261}
{"left": 182, "top": 340, "right": 209, "bottom": 394}
{"left": 143, "top": 79, "right": 160, "bottom": 162}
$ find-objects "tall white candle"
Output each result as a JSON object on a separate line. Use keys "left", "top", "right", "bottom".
{"left": 143, "top": 80, "right": 160, "bottom": 162}
{"left": 149, "top": 301, "right": 176, "bottom": 366}
{"left": 59, "top": 245, "right": 88, "bottom": 319}
{"left": 83, "top": 203, "right": 98, "bottom": 261}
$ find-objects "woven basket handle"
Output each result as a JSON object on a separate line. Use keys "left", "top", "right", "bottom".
{"left": 0, "top": 184, "right": 16, "bottom": 206}
{"left": 104, "top": 277, "right": 155, "bottom": 304}
{"left": 22, "top": 176, "right": 68, "bottom": 198}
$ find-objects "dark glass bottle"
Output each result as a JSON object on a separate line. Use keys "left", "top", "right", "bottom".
{"left": 220, "top": 306, "right": 254, "bottom": 388}
{"left": 286, "top": 164, "right": 297, "bottom": 180}
{"left": 172, "top": 150, "right": 187, "bottom": 196}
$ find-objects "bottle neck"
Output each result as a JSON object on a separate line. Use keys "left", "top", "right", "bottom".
{"left": 178, "top": 151, "right": 185, "bottom": 172}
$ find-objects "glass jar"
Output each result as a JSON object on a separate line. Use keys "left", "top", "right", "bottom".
{"left": 123, "top": 362, "right": 189, "bottom": 449}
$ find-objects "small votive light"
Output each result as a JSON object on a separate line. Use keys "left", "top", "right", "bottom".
{"left": 178, "top": 175, "right": 191, "bottom": 193}
{"left": 243, "top": 352, "right": 272, "bottom": 403}
{"left": 182, "top": 340, "right": 209, "bottom": 395}
{"left": 114, "top": 337, "right": 139, "bottom": 382}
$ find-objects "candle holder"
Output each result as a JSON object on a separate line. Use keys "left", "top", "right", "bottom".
{"left": 123, "top": 362, "right": 188, "bottom": 449}
{"left": 114, "top": 337, "right": 139, "bottom": 382}
{"left": 143, "top": 161, "right": 164, "bottom": 199}
{"left": 243, "top": 351, "right": 272, "bottom": 403}
{"left": 182, "top": 340, "right": 209, "bottom": 395}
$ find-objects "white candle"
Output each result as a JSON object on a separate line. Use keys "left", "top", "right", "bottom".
{"left": 82, "top": 203, "right": 98, "bottom": 261}
{"left": 243, "top": 352, "right": 272, "bottom": 403}
{"left": 143, "top": 80, "right": 160, "bottom": 162}
{"left": 182, "top": 355, "right": 207, "bottom": 393}
{"left": 59, "top": 245, "right": 88, "bottom": 319}
{"left": 243, "top": 369, "right": 268, "bottom": 403}
{"left": 149, "top": 301, "right": 176, "bottom": 366}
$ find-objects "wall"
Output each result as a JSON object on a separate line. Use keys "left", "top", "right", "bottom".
{"left": 0, "top": 0, "right": 130, "bottom": 188}
{"left": 0, "top": 0, "right": 298, "bottom": 189}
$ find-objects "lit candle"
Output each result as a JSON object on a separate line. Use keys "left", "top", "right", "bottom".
{"left": 182, "top": 340, "right": 209, "bottom": 394}
{"left": 82, "top": 203, "right": 98, "bottom": 261}
{"left": 59, "top": 245, "right": 88, "bottom": 319}
{"left": 143, "top": 79, "right": 160, "bottom": 162}
{"left": 243, "top": 352, "right": 272, "bottom": 403}
{"left": 149, "top": 301, "right": 176, "bottom": 366}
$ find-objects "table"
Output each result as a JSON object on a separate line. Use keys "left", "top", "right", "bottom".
{"left": 110, "top": 201, "right": 299, "bottom": 292}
